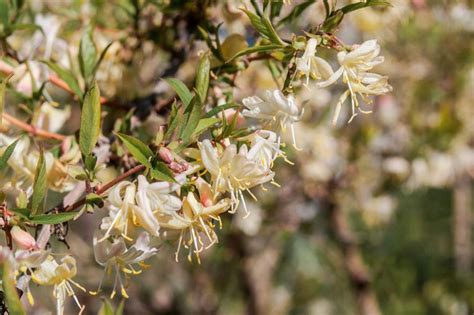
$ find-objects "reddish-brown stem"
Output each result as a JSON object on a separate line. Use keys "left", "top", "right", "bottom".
{"left": 0, "top": 60, "right": 108, "bottom": 104}
{"left": 2, "top": 113, "right": 66, "bottom": 141}
{"left": 63, "top": 164, "right": 146, "bottom": 212}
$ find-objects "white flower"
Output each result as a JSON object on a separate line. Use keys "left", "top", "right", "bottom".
{"left": 33, "top": 102, "right": 71, "bottom": 133}
{"left": 244, "top": 130, "right": 285, "bottom": 169}
{"left": 296, "top": 38, "right": 334, "bottom": 86}
{"left": 158, "top": 191, "right": 230, "bottom": 263}
{"left": 242, "top": 89, "right": 303, "bottom": 147}
{"left": 134, "top": 174, "right": 183, "bottom": 218}
{"left": 199, "top": 139, "right": 274, "bottom": 213}
{"left": 317, "top": 40, "right": 392, "bottom": 124}
{"left": 31, "top": 255, "right": 85, "bottom": 315}
{"left": 100, "top": 181, "right": 138, "bottom": 241}
{"left": 93, "top": 232, "right": 157, "bottom": 298}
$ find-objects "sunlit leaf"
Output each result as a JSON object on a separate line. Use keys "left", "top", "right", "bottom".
{"left": 79, "top": 82, "right": 101, "bottom": 157}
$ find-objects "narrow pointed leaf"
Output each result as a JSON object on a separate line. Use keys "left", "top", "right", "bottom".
{"left": 42, "top": 61, "right": 83, "bottom": 99}
{"left": 29, "top": 211, "right": 80, "bottom": 224}
{"left": 79, "top": 82, "right": 101, "bottom": 157}
{"left": 116, "top": 133, "right": 153, "bottom": 168}
{"left": 164, "top": 78, "right": 192, "bottom": 107}
{"left": 79, "top": 29, "right": 98, "bottom": 82}
{"left": 2, "top": 260, "right": 26, "bottom": 315}
{"left": 0, "top": 73, "right": 13, "bottom": 126}
{"left": 195, "top": 54, "right": 210, "bottom": 102}
{"left": 0, "top": 137, "right": 19, "bottom": 171}
{"left": 151, "top": 161, "right": 176, "bottom": 183}
{"left": 31, "top": 151, "right": 46, "bottom": 215}
{"left": 179, "top": 96, "right": 202, "bottom": 144}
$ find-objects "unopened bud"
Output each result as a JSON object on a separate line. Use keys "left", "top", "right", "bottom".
{"left": 158, "top": 147, "right": 174, "bottom": 164}
{"left": 11, "top": 226, "right": 37, "bottom": 250}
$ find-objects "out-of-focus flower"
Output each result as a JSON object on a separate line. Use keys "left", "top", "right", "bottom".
{"left": 93, "top": 231, "right": 157, "bottom": 298}
{"left": 31, "top": 255, "right": 85, "bottom": 315}
{"left": 242, "top": 90, "right": 303, "bottom": 147}
{"left": 33, "top": 102, "right": 71, "bottom": 133}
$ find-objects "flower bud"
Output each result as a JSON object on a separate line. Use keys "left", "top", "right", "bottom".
{"left": 11, "top": 226, "right": 37, "bottom": 250}
{"left": 158, "top": 147, "right": 174, "bottom": 164}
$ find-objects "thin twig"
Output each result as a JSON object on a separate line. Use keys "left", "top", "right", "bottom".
{"left": 2, "top": 112, "right": 66, "bottom": 141}
{"left": 62, "top": 164, "right": 146, "bottom": 212}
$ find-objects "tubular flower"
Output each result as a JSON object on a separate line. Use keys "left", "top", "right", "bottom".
{"left": 316, "top": 40, "right": 392, "bottom": 124}
{"left": 243, "top": 130, "right": 286, "bottom": 169}
{"left": 157, "top": 191, "right": 231, "bottom": 263}
{"left": 295, "top": 38, "right": 334, "bottom": 86}
{"left": 93, "top": 231, "right": 157, "bottom": 298}
{"left": 242, "top": 89, "right": 303, "bottom": 148}
{"left": 100, "top": 181, "right": 140, "bottom": 241}
{"left": 31, "top": 255, "right": 85, "bottom": 315}
{"left": 199, "top": 139, "right": 274, "bottom": 213}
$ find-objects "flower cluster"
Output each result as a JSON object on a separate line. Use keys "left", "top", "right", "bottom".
{"left": 0, "top": 1, "right": 394, "bottom": 313}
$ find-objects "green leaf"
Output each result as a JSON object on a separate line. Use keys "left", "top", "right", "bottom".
{"left": 30, "top": 151, "right": 46, "bottom": 215}
{"left": 8, "top": 207, "right": 30, "bottom": 219}
{"left": 321, "top": 10, "right": 344, "bottom": 32}
{"left": 92, "top": 42, "right": 113, "bottom": 78}
{"left": 340, "top": 0, "right": 391, "bottom": 14}
{"left": 115, "top": 300, "right": 125, "bottom": 315}
{"left": 241, "top": 9, "right": 285, "bottom": 46}
{"left": 164, "top": 78, "right": 192, "bottom": 107}
{"left": 192, "top": 117, "right": 220, "bottom": 137}
{"left": 116, "top": 133, "right": 153, "bottom": 168}
{"left": 0, "top": 137, "right": 19, "bottom": 171}
{"left": 0, "top": 0, "right": 10, "bottom": 32}
{"left": 277, "top": 1, "right": 315, "bottom": 26}
{"left": 150, "top": 161, "right": 176, "bottom": 183}
{"left": 2, "top": 259, "right": 26, "bottom": 315}
{"left": 29, "top": 211, "right": 80, "bottom": 224}
{"left": 165, "top": 101, "right": 180, "bottom": 140}
{"left": 204, "top": 103, "right": 239, "bottom": 118}
{"left": 42, "top": 61, "right": 83, "bottom": 100}
{"left": 98, "top": 299, "right": 114, "bottom": 315}
{"left": 79, "top": 29, "right": 98, "bottom": 82}
{"left": 225, "top": 44, "right": 284, "bottom": 63}
{"left": 79, "top": 82, "right": 101, "bottom": 157}
{"left": 270, "top": 1, "right": 284, "bottom": 20}
{"left": 179, "top": 96, "right": 202, "bottom": 144}
{"left": 0, "top": 73, "right": 13, "bottom": 127}
{"left": 195, "top": 54, "right": 210, "bottom": 102}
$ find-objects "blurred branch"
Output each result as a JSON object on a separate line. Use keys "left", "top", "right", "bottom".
{"left": 326, "top": 179, "right": 381, "bottom": 315}
{"left": 454, "top": 174, "right": 472, "bottom": 276}
{"left": 2, "top": 112, "right": 66, "bottom": 141}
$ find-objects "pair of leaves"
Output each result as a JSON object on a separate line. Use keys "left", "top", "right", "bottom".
{"left": 241, "top": 9, "right": 285, "bottom": 46}
{"left": 98, "top": 299, "right": 124, "bottom": 315}
{"left": 164, "top": 54, "right": 211, "bottom": 144}
{"left": 116, "top": 133, "right": 176, "bottom": 183}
